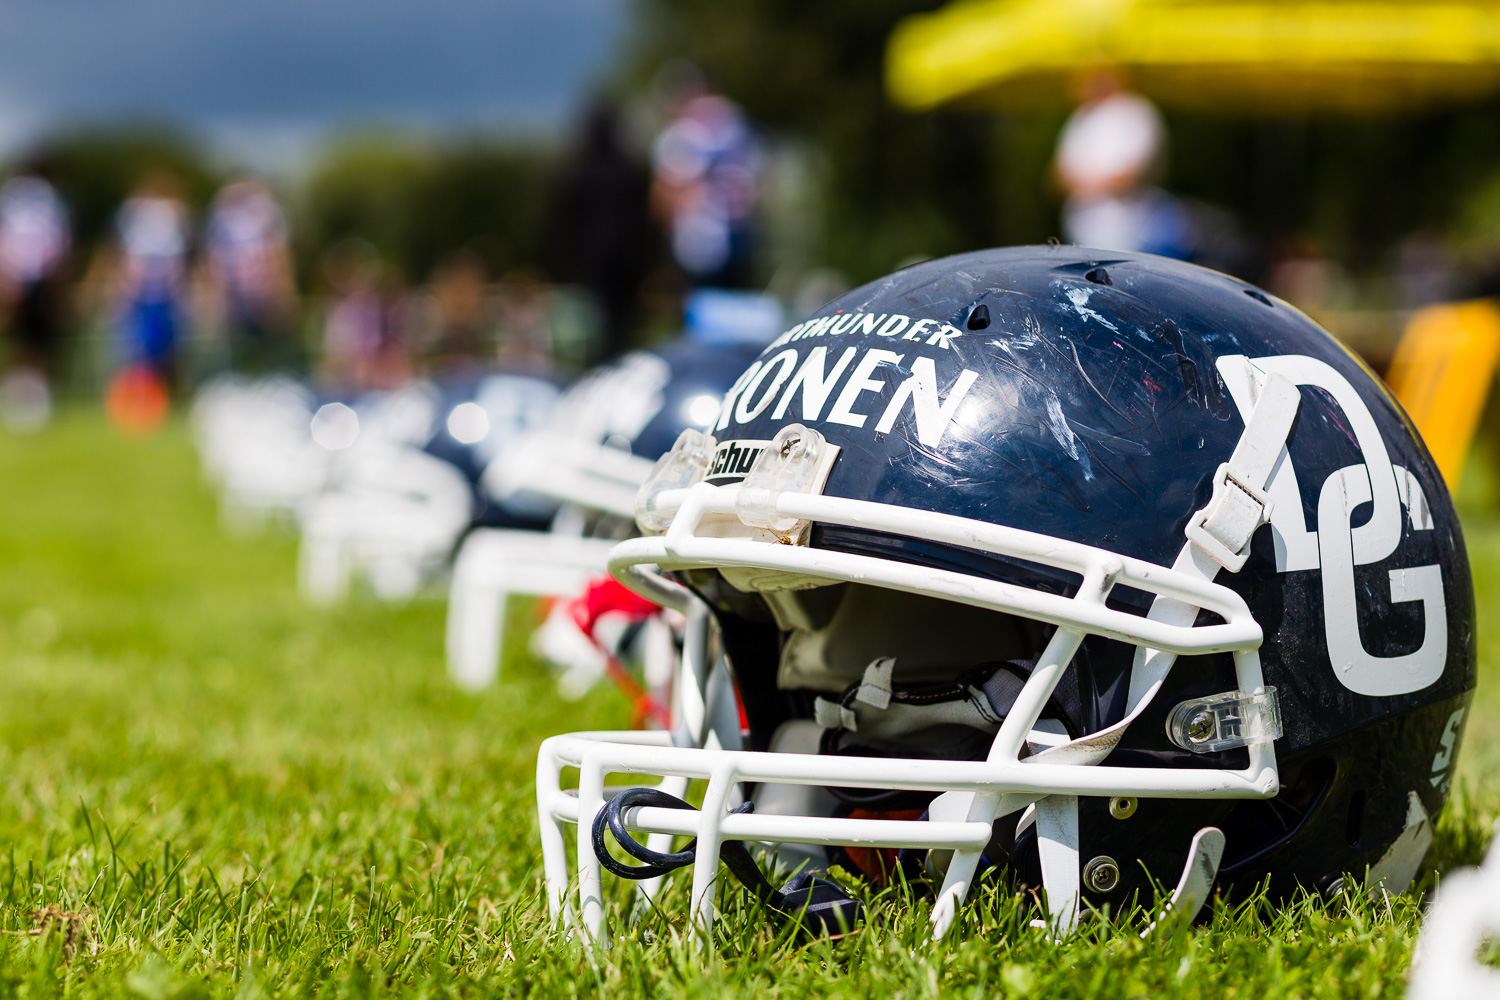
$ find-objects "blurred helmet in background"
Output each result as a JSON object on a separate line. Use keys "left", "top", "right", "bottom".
{"left": 484, "top": 289, "right": 782, "bottom": 533}
{"left": 424, "top": 371, "right": 563, "bottom": 529}
{"left": 295, "top": 373, "right": 564, "bottom": 603}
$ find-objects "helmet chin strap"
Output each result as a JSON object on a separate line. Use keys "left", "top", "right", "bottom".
{"left": 1032, "top": 795, "right": 1081, "bottom": 937}
{"left": 593, "top": 788, "right": 863, "bottom": 938}
{"left": 933, "top": 367, "right": 1300, "bottom": 942}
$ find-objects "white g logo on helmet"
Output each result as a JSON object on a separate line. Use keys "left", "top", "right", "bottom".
{"left": 1219, "top": 355, "right": 1446, "bottom": 697}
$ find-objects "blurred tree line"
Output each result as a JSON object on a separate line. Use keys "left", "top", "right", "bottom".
{"left": 297, "top": 136, "right": 553, "bottom": 281}
{"left": 27, "top": 128, "right": 220, "bottom": 252}
{"left": 24, "top": 127, "right": 555, "bottom": 287}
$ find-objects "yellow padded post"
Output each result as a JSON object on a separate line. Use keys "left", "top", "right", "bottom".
{"left": 1384, "top": 299, "right": 1500, "bottom": 490}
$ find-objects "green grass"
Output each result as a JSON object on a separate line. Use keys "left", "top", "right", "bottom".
{"left": 0, "top": 414, "right": 1498, "bottom": 998}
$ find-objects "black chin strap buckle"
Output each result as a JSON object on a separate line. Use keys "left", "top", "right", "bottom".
{"left": 591, "top": 787, "right": 864, "bottom": 937}
{"left": 771, "top": 870, "right": 864, "bottom": 937}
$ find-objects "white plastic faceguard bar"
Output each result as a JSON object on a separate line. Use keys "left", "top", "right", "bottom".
{"left": 538, "top": 363, "right": 1301, "bottom": 944}
{"left": 1407, "top": 830, "right": 1500, "bottom": 1000}
{"left": 483, "top": 431, "right": 657, "bottom": 522}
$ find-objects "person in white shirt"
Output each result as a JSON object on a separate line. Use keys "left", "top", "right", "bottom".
{"left": 1054, "top": 73, "right": 1194, "bottom": 259}
{"left": 0, "top": 172, "right": 70, "bottom": 430}
{"left": 205, "top": 178, "right": 297, "bottom": 372}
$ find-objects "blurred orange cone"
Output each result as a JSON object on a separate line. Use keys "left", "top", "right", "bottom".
{"left": 105, "top": 364, "right": 169, "bottom": 437}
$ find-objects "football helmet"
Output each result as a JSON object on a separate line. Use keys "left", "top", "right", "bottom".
{"left": 192, "top": 374, "right": 333, "bottom": 532}
{"left": 450, "top": 320, "right": 775, "bottom": 690}
{"left": 483, "top": 337, "right": 768, "bottom": 531}
{"left": 297, "top": 374, "right": 558, "bottom": 603}
{"left": 423, "top": 372, "right": 563, "bottom": 529}
{"left": 537, "top": 247, "right": 1475, "bottom": 941}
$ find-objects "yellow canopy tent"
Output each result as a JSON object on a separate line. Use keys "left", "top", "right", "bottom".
{"left": 887, "top": 0, "right": 1500, "bottom": 112}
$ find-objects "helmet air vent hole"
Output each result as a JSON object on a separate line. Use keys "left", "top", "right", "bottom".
{"left": 1085, "top": 267, "right": 1112, "bottom": 285}
{"left": 1244, "top": 288, "right": 1273, "bottom": 307}
{"left": 1346, "top": 790, "right": 1365, "bottom": 848}
{"left": 966, "top": 304, "right": 990, "bottom": 331}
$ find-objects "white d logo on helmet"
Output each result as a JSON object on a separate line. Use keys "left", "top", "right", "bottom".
{"left": 1218, "top": 355, "right": 1446, "bottom": 697}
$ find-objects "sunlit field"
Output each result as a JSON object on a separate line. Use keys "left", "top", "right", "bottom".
{"left": 2, "top": 413, "right": 1499, "bottom": 998}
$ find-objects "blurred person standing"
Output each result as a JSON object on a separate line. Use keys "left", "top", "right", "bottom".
{"left": 550, "top": 101, "right": 655, "bottom": 360}
{"left": 651, "top": 67, "right": 763, "bottom": 289}
{"left": 423, "top": 249, "right": 489, "bottom": 376}
{"left": 105, "top": 172, "right": 190, "bottom": 434}
{"left": 0, "top": 171, "right": 70, "bottom": 430}
{"left": 319, "top": 239, "right": 409, "bottom": 391}
{"left": 1054, "top": 72, "right": 1193, "bottom": 259}
{"left": 204, "top": 178, "right": 298, "bottom": 373}
{"left": 492, "top": 268, "right": 556, "bottom": 375}
{"left": 114, "top": 172, "right": 191, "bottom": 384}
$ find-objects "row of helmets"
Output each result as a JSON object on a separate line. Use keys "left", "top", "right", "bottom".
{"left": 190, "top": 287, "right": 780, "bottom": 705}
{"left": 192, "top": 249, "right": 1487, "bottom": 984}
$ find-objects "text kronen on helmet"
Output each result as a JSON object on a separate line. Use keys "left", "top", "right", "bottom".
{"left": 715, "top": 344, "right": 979, "bottom": 449}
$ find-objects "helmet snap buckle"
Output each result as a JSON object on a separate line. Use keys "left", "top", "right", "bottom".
{"left": 1185, "top": 462, "right": 1274, "bottom": 572}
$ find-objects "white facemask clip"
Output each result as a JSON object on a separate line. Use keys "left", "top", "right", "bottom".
{"left": 1167, "top": 688, "right": 1283, "bottom": 753}
{"left": 735, "top": 424, "right": 831, "bottom": 537}
{"left": 635, "top": 428, "right": 716, "bottom": 533}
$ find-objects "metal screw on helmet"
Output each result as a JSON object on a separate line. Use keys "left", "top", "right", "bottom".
{"left": 1186, "top": 710, "right": 1215, "bottom": 744}
{"left": 1109, "top": 796, "right": 1137, "bottom": 820}
{"left": 780, "top": 434, "right": 800, "bottom": 458}
{"left": 1166, "top": 689, "right": 1283, "bottom": 754}
{"left": 1083, "top": 856, "right": 1120, "bottom": 893}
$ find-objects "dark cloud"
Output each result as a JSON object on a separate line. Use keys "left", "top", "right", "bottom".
{"left": 0, "top": 0, "right": 626, "bottom": 135}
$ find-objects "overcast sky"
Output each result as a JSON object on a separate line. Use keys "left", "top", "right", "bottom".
{"left": 0, "top": 0, "right": 630, "bottom": 167}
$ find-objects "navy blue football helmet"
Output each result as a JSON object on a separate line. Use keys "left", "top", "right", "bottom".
{"left": 485, "top": 336, "right": 773, "bottom": 528}
{"left": 539, "top": 247, "right": 1475, "bottom": 942}
{"left": 423, "top": 371, "right": 561, "bottom": 529}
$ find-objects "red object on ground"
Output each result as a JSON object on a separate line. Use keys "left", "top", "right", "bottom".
{"left": 842, "top": 809, "right": 927, "bottom": 883}
{"left": 105, "top": 365, "right": 169, "bottom": 436}
{"left": 567, "top": 574, "right": 662, "bottom": 635}
{"left": 568, "top": 575, "right": 671, "bottom": 729}
{"left": 564, "top": 575, "right": 751, "bottom": 735}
